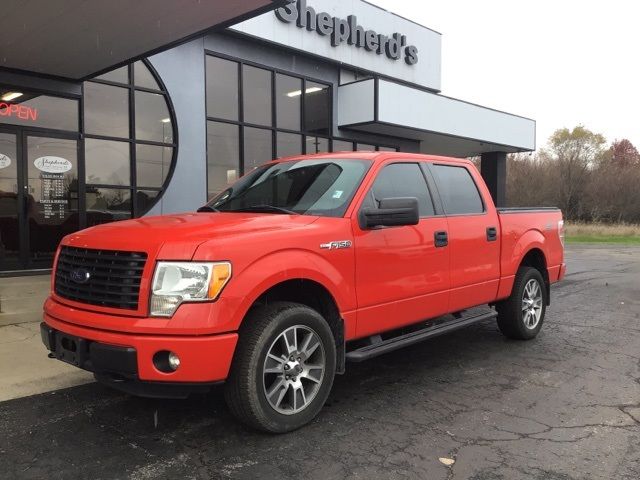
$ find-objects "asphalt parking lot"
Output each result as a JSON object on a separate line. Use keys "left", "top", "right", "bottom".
{"left": 1, "top": 245, "right": 639, "bottom": 480}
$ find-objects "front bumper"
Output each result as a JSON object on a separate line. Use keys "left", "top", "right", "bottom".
{"left": 42, "top": 314, "right": 238, "bottom": 396}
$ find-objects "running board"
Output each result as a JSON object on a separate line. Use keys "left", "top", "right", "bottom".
{"left": 345, "top": 310, "right": 497, "bottom": 362}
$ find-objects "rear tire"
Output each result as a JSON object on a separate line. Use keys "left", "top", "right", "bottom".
{"left": 496, "top": 267, "right": 546, "bottom": 340}
{"left": 224, "top": 302, "right": 336, "bottom": 433}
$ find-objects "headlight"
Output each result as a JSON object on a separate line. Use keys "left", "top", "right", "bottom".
{"left": 150, "top": 262, "right": 231, "bottom": 317}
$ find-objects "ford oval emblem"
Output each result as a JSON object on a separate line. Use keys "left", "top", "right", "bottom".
{"left": 70, "top": 268, "right": 91, "bottom": 284}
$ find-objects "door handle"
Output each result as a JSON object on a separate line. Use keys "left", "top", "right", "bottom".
{"left": 486, "top": 226, "right": 498, "bottom": 242}
{"left": 434, "top": 230, "right": 448, "bottom": 248}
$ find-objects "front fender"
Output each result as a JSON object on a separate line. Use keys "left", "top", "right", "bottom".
{"left": 207, "top": 249, "right": 356, "bottom": 335}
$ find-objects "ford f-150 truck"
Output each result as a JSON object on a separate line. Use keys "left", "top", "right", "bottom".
{"left": 41, "top": 152, "right": 565, "bottom": 432}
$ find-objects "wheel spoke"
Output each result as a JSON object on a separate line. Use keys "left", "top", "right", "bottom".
{"left": 266, "top": 377, "right": 286, "bottom": 399}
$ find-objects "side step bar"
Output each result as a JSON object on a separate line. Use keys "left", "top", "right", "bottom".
{"left": 345, "top": 310, "right": 497, "bottom": 362}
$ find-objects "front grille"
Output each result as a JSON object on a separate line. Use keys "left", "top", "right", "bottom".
{"left": 55, "top": 246, "right": 147, "bottom": 310}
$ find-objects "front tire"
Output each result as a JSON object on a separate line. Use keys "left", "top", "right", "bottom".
{"left": 224, "top": 302, "right": 336, "bottom": 433}
{"left": 496, "top": 267, "right": 546, "bottom": 340}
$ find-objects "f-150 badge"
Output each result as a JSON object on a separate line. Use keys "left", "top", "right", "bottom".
{"left": 320, "top": 240, "right": 352, "bottom": 250}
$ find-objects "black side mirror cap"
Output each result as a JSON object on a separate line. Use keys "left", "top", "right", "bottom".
{"left": 360, "top": 197, "right": 420, "bottom": 229}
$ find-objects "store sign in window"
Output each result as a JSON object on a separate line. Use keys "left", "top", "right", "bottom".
{"left": 34, "top": 156, "right": 73, "bottom": 174}
{"left": 0, "top": 103, "right": 39, "bottom": 121}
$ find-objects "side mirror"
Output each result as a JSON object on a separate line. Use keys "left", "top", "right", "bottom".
{"left": 360, "top": 197, "right": 420, "bottom": 229}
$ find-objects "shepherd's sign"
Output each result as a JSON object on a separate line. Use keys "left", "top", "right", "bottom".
{"left": 275, "top": 0, "right": 418, "bottom": 65}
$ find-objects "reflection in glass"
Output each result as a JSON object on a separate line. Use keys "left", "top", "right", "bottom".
{"left": 135, "top": 91, "right": 173, "bottom": 143}
{"left": 306, "top": 136, "right": 329, "bottom": 154}
{"left": 135, "top": 189, "right": 160, "bottom": 215}
{"left": 243, "top": 65, "right": 272, "bottom": 126}
{"left": 206, "top": 56, "right": 239, "bottom": 120}
{"left": 332, "top": 139, "right": 354, "bottom": 152}
{"left": 95, "top": 66, "right": 128, "bottom": 84}
{"left": 379, "top": 146, "right": 398, "bottom": 152}
{"left": 244, "top": 127, "right": 272, "bottom": 171}
{"left": 207, "top": 121, "right": 240, "bottom": 199}
{"left": 85, "top": 138, "right": 130, "bottom": 186}
{"left": 0, "top": 94, "right": 78, "bottom": 131}
{"left": 357, "top": 143, "right": 376, "bottom": 151}
{"left": 134, "top": 61, "right": 159, "bottom": 90}
{"left": 276, "top": 74, "right": 301, "bottom": 130}
{"left": 277, "top": 132, "right": 302, "bottom": 158}
{"left": 84, "top": 82, "right": 129, "bottom": 137}
{"left": 304, "top": 82, "right": 330, "bottom": 135}
{"left": 86, "top": 188, "right": 132, "bottom": 226}
{"left": 136, "top": 144, "right": 172, "bottom": 189}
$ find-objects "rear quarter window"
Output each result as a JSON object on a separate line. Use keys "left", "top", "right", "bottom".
{"left": 431, "top": 164, "right": 484, "bottom": 215}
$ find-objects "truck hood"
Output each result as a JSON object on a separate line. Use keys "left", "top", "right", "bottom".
{"left": 63, "top": 212, "right": 319, "bottom": 260}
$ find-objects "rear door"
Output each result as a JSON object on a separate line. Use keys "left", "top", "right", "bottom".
{"left": 353, "top": 161, "right": 450, "bottom": 337}
{"left": 428, "top": 162, "right": 500, "bottom": 311}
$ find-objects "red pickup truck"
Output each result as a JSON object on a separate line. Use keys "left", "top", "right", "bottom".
{"left": 41, "top": 152, "right": 565, "bottom": 432}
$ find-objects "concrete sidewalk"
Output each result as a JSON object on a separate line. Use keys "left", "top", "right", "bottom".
{"left": 0, "top": 275, "right": 93, "bottom": 401}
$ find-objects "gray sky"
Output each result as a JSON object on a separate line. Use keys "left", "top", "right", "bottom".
{"left": 367, "top": 0, "right": 640, "bottom": 151}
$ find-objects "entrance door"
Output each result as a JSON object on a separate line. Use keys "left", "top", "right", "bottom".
{"left": 24, "top": 133, "right": 79, "bottom": 269}
{"left": 0, "top": 129, "right": 79, "bottom": 271}
{"left": 0, "top": 131, "right": 20, "bottom": 270}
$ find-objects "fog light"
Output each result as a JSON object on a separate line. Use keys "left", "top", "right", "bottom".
{"left": 168, "top": 352, "right": 180, "bottom": 370}
{"left": 153, "top": 350, "right": 181, "bottom": 373}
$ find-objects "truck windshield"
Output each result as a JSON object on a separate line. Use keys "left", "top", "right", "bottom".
{"left": 201, "top": 159, "right": 370, "bottom": 217}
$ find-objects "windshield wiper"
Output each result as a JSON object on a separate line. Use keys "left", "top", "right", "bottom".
{"left": 235, "top": 205, "right": 300, "bottom": 215}
{"left": 196, "top": 205, "right": 219, "bottom": 213}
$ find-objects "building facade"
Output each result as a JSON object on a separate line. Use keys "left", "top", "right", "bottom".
{"left": 0, "top": 0, "right": 534, "bottom": 273}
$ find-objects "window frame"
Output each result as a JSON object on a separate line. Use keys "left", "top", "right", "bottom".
{"left": 82, "top": 59, "right": 178, "bottom": 218}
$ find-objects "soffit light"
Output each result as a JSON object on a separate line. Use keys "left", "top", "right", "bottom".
{"left": 1, "top": 92, "right": 23, "bottom": 101}
{"left": 286, "top": 86, "right": 324, "bottom": 97}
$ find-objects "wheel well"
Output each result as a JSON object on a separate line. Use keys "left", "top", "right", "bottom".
{"left": 251, "top": 279, "right": 345, "bottom": 373}
{"left": 520, "top": 248, "right": 550, "bottom": 305}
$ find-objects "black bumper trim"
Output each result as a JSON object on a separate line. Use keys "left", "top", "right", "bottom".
{"left": 41, "top": 323, "right": 221, "bottom": 399}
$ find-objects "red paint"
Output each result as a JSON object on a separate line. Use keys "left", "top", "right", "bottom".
{"left": 43, "top": 152, "right": 565, "bottom": 384}
{"left": 0, "top": 103, "right": 39, "bottom": 121}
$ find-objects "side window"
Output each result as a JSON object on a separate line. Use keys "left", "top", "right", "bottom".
{"left": 431, "top": 165, "right": 484, "bottom": 215}
{"left": 362, "top": 163, "right": 435, "bottom": 216}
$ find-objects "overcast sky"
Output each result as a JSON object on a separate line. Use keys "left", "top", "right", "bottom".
{"left": 367, "top": 0, "right": 640, "bottom": 151}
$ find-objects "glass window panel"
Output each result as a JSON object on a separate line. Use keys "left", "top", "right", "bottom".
{"left": 0, "top": 92, "right": 78, "bottom": 131}
{"left": 207, "top": 121, "right": 240, "bottom": 199}
{"left": 134, "top": 61, "right": 159, "bottom": 90}
{"left": 86, "top": 188, "right": 132, "bottom": 226}
{"left": 135, "top": 91, "right": 173, "bottom": 143}
{"left": 206, "top": 56, "right": 239, "bottom": 120}
{"left": 135, "top": 189, "right": 160, "bottom": 215}
{"left": 85, "top": 138, "right": 130, "bottom": 186}
{"left": 363, "top": 163, "right": 435, "bottom": 217}
{"left": 277, "top": 132, "right": 302, "bottom": 158}
{"left": 304, "top": 82, "right": 330, "bottom": 135}
{"left": 244, "top": 127, "right": 273, "bottom": 171}
{"left": 306, "top": 136, "right": 329, "bottom": 154}
{"left": 84, "top": 82, "right": 129, "bottom": 137}
{"left": 332, "top": 139, "right": 354, "bottom": 152}
{"left": 94, "top": 66, "right": 128, "bottom": 84}
{"left": 357, "top": 143, "right": 376, "bottom": 151}
{"left": 136, "top": 144, "right": 173, "bottom": 189}
{"left": 243, "top": 65, "right": 272, "bottom": 126}
{"left": 432, "top": 165, "right": 484, "bottom": 215}
{"left": 276, "top": 74, "right": 301, "bottom": 130}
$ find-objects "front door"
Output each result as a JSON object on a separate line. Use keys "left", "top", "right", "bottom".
{"left": 353, "top": 161, "right": 450, "bottom": 338}
{"left": 0, "top": 128, "right": 79, "bottom": 271}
